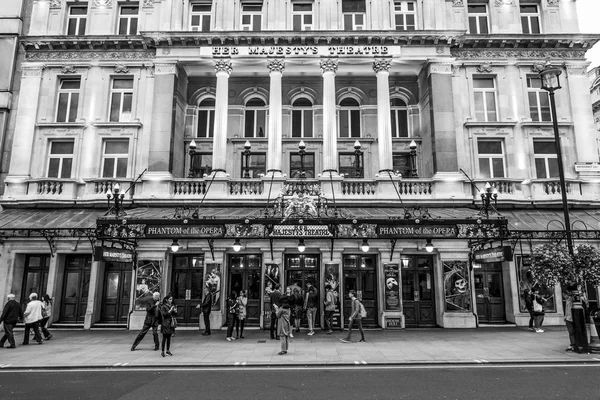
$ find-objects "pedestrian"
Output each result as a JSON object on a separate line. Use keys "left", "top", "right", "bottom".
{"left": 563, "top": 284, "right": 588, "bottom": 352}
{"left": 292, "top": 286, "right": 303, "bottom": 333}
{"left": 282, "top": 286, "right": 295, "bottom": 338}
{"left": 38, "top": 294, "right": 53, "bottom": 341}
{"left": 324, "top": 284, "right": 337, "bottom": 334}
{"left": 304, "top": 281, "right": 318, "bottom": 336}
{"left": 340, "top": 290, "right": 365, "bottom": 343}
{"left": 199, "top": 286, "right": 213, "bottom": 336}
{"left": 270, "top": 284, "right": 281, "bottom": 340}
{"left": 522, "top": 288, "right": 535, "bottom": 332}
{"left": 131, "top": 292, "right": 161, "bottom": 351}
{"left": 0, "top": 293, "right": 23, "bottom": 349}
{"left": 275, "top": 297, "right": 291, "bottom": 355}
{"left": 531, "top": 285, "right": 546, "bottom": 333}
{"left": 159, "top": 293, "right": 177, "bottom": 357}
{"left": 226, "top": 291, "right": 239, "bottom": 341}
{"left": 22, "top": 293, "right": 44, "bottom": 345}
{"left": 236, "top": 290, "right": 247, "bottom": 339}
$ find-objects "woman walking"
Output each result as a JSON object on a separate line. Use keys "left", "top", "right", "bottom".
{"left": 39, "top": 294, "right": 53, "bottom": 341}
{"left": 226, "top": 291, "right": 239, "bottom": 341}
{"left": 531, "top": 285, "right": 546, "bottom": 333}
{"left": 275, "top": 297, "right": 291, "bottom": 355}
{"left": 235, "top": 290, "right": 247, "bottom": 339}
{"left": 159, "top": 293, "right": 177, "bottom": 357}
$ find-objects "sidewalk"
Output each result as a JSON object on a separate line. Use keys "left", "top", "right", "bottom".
{"left": 1, "top": 326, "right": 599, "bottom": 369}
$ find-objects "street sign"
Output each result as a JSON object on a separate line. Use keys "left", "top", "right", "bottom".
{"left": 473, "top": 245, "right": 513, "bottom": 263}
{"left": 95, "top": 246, "right": 133, "bottom": 263}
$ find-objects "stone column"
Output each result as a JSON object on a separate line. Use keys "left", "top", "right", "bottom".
{"left": 79, "top": 64, "right": 102, "bottom": 179}
{"left": 84, "top": 260, "right": 104, "bottom": 329}
{"left": 320, "top": 59, "right": 339, "bottom": 176}
{"left": 5, "top": 64, "right": 44, "bottom": 195}
{"left": 212, "top": 59, "right": 232, "bottom": 177}
{"left": 266, "top": 59, "right": 285, "bottom": 177}
{"left": 374, "top": 58, "right": 393, "bottom": 173}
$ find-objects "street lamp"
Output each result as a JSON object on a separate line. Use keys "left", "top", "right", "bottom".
{"left": 170, "top": 239, "right": 180, "bottom": 252}
{"left": 360, "top": 239, "right": 370, "bottom": 253}
{"left": 354, "top": 140, "right": 362, "bottom": 177}
{"left": 409, "top": 140, "right": 418, "bottom": 178}
{"left": 233, "top": 239, "right": 243, "bottom": 252}
{"left": 188, "top": 140, "right": 198, "bottom": 178}
{"left": 298, "top": 140, "right": 306, "bottom": 178}
{"left": 243, "top": 140, "right": 252, "bottom": 178}
{"left": 480, "top": 182, "right": 499, "bottom": 218}
{"left": 106, "top": 182, "right": 125, "bottom": 216}
{"left": 297, "top": 239, "right": 306, "bottom": 253}
{"left": 425, "top": 239, "right": 434, "bottom": 253}
{"left": 539, "top": 63, "right": 573, "bottom": 256}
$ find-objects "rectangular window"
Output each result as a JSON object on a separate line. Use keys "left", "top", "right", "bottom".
{"left": 527, "top": 76, "right": 551, "bottom": 122}
{"left": 291, "top": 110, "right": 313, "bottom": 138}
{"left": 339, "top": 152, "right": 364, "bottom": 178}
{"left": 342, "top": 0, "right": 366, "bottom": 31}
{"left": 244, "top": 110, "right": 266, "bottom": 137}
{"left": 47, "top": 141, "right": 74, "bottom": 178}
{"left": 56, "top": 78, "right": 81, "bottom": 123}
{"left": 533, "top": 141, "right": 559, "bottom": 179}
{"left": 67, "top": 4, "right": 87, "bottom": 35}
{"left": 241, "top": 153, "right": 266, "bottom": 178}
{"left": 477, "top": 140, "right": 505, "bottom": 178}
{"left": 190, "top": 2, "right": 212, "bottom": 31}
{"left": 473, "top": 77, "right": 497, "bottom": 122}
{"left": 241, "top": 2, "right": 263, "bottom": 31}
{"left": 197, "top": 111, "right": 215, "bottom": 138}
{"left": 109, "top": 78, "right": 134, "bottom": 122}
{"left": 393, "top": 1, "right": 416, "bottom": 31}
{"left": 339, "top": 110, "right": 361, "bottom": 137}
{"left": 391, "top": 109, "right": 408, "bottom": 138}
{"left": 520, "top": 4, "right": 541, "bottom": 34}
{"left": 392, "top": 153, "right": 411, "bottom": 178}
{"left": 189, "top": 152, "right": 212, "bottom": 178}
{"left": 118, "top": 4, "right": 139, "bottom": 35}
{"left": 290, "top": 152, "right": 315, "bottom": 178}
{"left": 292, "top": 2, "right": 313, "bottom": 31}
{"left": 467, "top": 4, "right": 489, "bottom": 34}
{"left": 102, "top": 140, "right": 129, "bottom": 178}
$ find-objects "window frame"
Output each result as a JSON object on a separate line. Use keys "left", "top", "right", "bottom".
{"left": 190, "top": 1, "right": 212, "bottom": 31}
{"left": 244, "top": 98, "right": 267, "bottom": 138}
{"left": 101, "top": 139, "right": 130, "bottom": 178}
{"left": 197, "top": 98, "right": 215, "bottom": 138}
{"left": 338, "top": 97, "right": 362, "bottom": 138}
{"left": 477, "top": 139, "right": 506, "bottom": 179}
{"left": 47, "top": 140, "right": 75, "bottom": 179}
{"left": 66, "top": 4, "right": 88, "bottom": 35}
{"left": 473, "top": 76, "right": 498, "bottom": 122}
{"left": 390, "top": 98, "right": 409, "bottom": 138}
{"left": 241, "top": 152, "right": 266, "bottom": 178}
{"left": 118, "top": 3, "right": 139, "bottom": 35}
{"left": 342, "top": 0, "right": 366, "bottom": 31}
{"left": 339, "top": 152, "right": 364, "bottom": 178}
{"left": 526, "top": 76, "right": 551, "bottom": 122}
{"left": 533, "top": 140, "right": 559, "bottom": 179}
{"left": 291, "top": 98, "right": 314, "bottom": 138}
{"left": 240, "top": 2, "right": 263, "bottom": 31}
{"left": 187, "top": 150, "right": 213, "bottom": 178}
{"left": 392, "top": 152, "right": 411, "bottom": 178}
{"left": 56, "top": 77, "right": 81, "bottom": 123}
{"left": 109, "top": 77, "right": 134, "bottom": 123}
{"left": 520, "top": 3, "right": 541, "bottom": 34}
{"left": 292, "top": 2, "right": 313, "bottom": 31}
{"left": 467, "top": 3, "right": 489, "bottom": 34}
{"left": 393, "top": 0, "right": 416, "bottom": 31}
{"left": 290, "top": 152, "right": 316, "bottom": 178}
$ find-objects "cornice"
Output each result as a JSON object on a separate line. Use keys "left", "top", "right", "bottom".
{"left": 454, "top": 34, "right": 600, "bottom": 51}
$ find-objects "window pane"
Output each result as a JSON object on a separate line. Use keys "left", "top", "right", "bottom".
{"left": 474, "top": 92, "right": 485, "bottom": 120}
{"left": 57, "top": 93, "right": 68, "bottom": 122}
{"left": 473, "top": 78, "right": 494, "bottom": 89}
{"left": 521, "top": 17, "right": 529, "bottom": 34}
{"left": 121, "top": 6, "right": 139, "bottom": 15}
{"left": 61, "top": 80, "right": 81, "bottom": 90}
{"left": 116, "top": 158, "right": 128, "bottom": 177}
{"left": 244, "top": 110, "right": 255, "bottom": 137}
{"left": 113, "top": 79, "right": 134, "bottom": 89}
{"left": 129, "top": 18, "right": 138, "bottom": 34}
{"left": 539, "top": 94, "right": 551, "bottom": 121}
{"left": 68, "top": 93, "right": 79, "bottom": 122}
{"left": 548, "top": 158, "right": 559, "bottom": 178}
{"left": 339, "top": 110, "right": 349, "bottom": 137}
{"left": 202, "top": 15, "right": 211, "bottom": 31}
{"left": 253, "top": 15, "right": 261, "bottom": 30}
{"left": 478, "top": 141, "right": 502, "bottom": 154}
{"left": 344, "top": 14, "right": 353, "bottom": 30}
{"left": 67, "top": 19, "right": 77, "bottom": 35}
{"left": 198, "top": 110, "right": 208, "bottom": 137}
{"left": 479, "top": 159, "right": 491, "bottom": 178}
{"left": 342, "top": 0, "right": 366, "bottom": 12}
{"left": 102, "top": 159, "right": 115, "bottom": 178}
{"left": 61, "top": 158, "right": 72, "bottom": 178}
{"left": 292, "top": 110, "right": 302, "bottom": 137}
{"left": 491, "top": 158, "right": 504, "bottom": 178}
{"left": 122, "top": 93, "right": 132, "bottom": 113}
{"left": 485, "top": 93, "right": 497, "bottom": 121}
{"left": 106, "top": 141, "right": 129, "bottom": 154}
{"left": 468, "top": 5, "right": 486, "bottom": 13}
{"left": 535, "top": 159, "right": 547, "bottom": 179}
{"left": 350, "top": 110, "right": 361, "bottom": 137}
{"left": 110, "top": 93, "right": 121, "bottom": 122}
{"left": 293, "top": 14, "right": 301, "bottom": 31}
{"left": 48, "top": 159, "right": 60, "bottom": 178}
{"left": 480, "top": 18, "right": 488, "bottom": 34}
{"left": 528, "top": 92, "right": 539, "bottom": 121}
{"left": 398, "top": 109, "right": 408, "bottom": 137}
{"left": 79, "top": 19, "right": 87, "bottom": 35}
{"left": 51, "top": 142, "right": 74, "bottom": 154}
{"left": 304, "top": 110, "right": 313, "bottom": 137}
{"left": 468, "top": 18, "right": 478, "bottom": 34}
{"left": 208, "top": 111, "right": 215, "bottom": 137}
{"left": 390, "top": 110, "right": 398, "bottom": 137}
{"left": 118, "top": 19, "right": 127, "bottom": 35}
{"left": 533, "top": 141, "right": 555, "bottom": 154}
{"left": 256, "top": 110, "right": 266, "bottom": 136}
{"left": 531, "top": 18, "right": 540, "bottom": 34}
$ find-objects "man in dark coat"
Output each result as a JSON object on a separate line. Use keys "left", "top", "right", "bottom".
{"left": 0, "top": 293, "right": 23, "bottom": 349}
{"left": 200, "top": 286, "right": 213, "bottom": 335}
{"left": 270, "top": 284, "right": 281, "bottom": 340}
{"left": 131, "top": 292, "right": 161, "bottom": 351}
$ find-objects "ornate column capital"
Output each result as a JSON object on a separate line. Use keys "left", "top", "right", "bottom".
{"left": 320, "top": 59, "right": 338, "bottom": 75}
{"left": 373, "top": 58, "right": 392, "bottom": 74}
{"left": 214, "top": 59, "right": 233, "bottom": 75}
{"left": 547, "top": 0, "right": 559, "bottom": 6}
{"left": 267, "top": 58, "right": 285, "bottom": 74}
{"left": 142, "top": 0, "right": 154, "bottom": 7}
{"left": 494, "top": 0, "right": 515, "bottom": 6}
{"left": 428, "top": 63, "right": 452, "bottom": 75}
{"left": 92, "top": 0, "right": 113, "bottom": 8}
{"left": 22, "top": 65, "right": 45, "bottom": 78}
{"left": 451, "top": 0, "right": 464, "bottom": 6}
{"left": 50, "top": 0, "right": 62, "bottom": 9}
{"left": 155, "top": 63, "right": 177, "bottom": 75}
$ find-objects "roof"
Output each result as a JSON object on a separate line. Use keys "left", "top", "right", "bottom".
{"left": 0, "top": 208, "right": 105, "bottom": 230}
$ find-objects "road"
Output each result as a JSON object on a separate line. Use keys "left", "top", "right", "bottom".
{"left": 0, "top": 364, "right": 598, "bottom": 399}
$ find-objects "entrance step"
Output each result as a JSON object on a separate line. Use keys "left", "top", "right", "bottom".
{"left": 50, "top": 323, "right": 84, "bottom": 330}
{"left": 91, "top": 323, "right": 128, "bottom": 330}
{"left": 479, "top": 323, "right": 517, "bottom": 328}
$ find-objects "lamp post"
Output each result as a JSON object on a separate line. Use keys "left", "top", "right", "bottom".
{"left": 539, "top": 64, "right": 573, "bottom": 256}
{"left": 298, "top": 140, "right": 306, "bottom": 178}
{"left": 354, "top": 140, "right": 362, "bottom": 178}
{"left": 106, "top": 182, "right": 125, "bottom": 216}
{"left": 409, "top": 140, "right": 418, "bottom": 178}
{"left": 243, "top": 140, "right": 252, "bottom": 178}
{"left": 188, "top": 140, "right": 198, "bottom": 178}
{"left": 479, "top": 182, "right": 498, "bottom": 218}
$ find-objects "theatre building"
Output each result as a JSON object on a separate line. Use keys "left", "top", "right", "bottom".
{"left": 1, "top": 0, "right": 600, "bottom": 332}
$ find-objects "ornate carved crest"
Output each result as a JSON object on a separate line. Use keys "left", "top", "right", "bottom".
{"left": 92, "top": 0, "right": 113, "bottom": 8}
{"left": 61, "top": 65, "right": 77, "bottom": 74}
{"left": 114, "top": 64, "right": 130, "bottom": 74}
{"left": 452, "top": 0, "right": 464, "bottom": 6}
{"left": 50, "top": 0, "right": 62, "bottom": 9}
{"left": 477, "top": 63, "right": 493, "bottom": 73}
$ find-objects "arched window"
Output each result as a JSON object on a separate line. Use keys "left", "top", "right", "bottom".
{"left": 339, "top": 97, "right": 361, "bottom": 138}
{"left": 291, "top": 97, "right": 313, "bottom": 138}
{"left": 244, "top": 97, "right": 266, "bottom": 138}
{"left": 390, "top": 98, "right": 409, "bottom": 138}
{"left": 197, "top": 98, "right": 215, "bottom": 138}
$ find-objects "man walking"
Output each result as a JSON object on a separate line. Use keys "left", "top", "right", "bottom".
{"left": 324, "top": 284, "right": 336, "bottom": 334}
{"left": 22, "top": 293, "right": 44, "bottom": 345}
{"left": 0, "top": 293, "right": 23, "bottom": 349}
{"left": 200, "top": 286, "right": 213, "bottom": 335}
{"left": 270, "top": 283, "right": 281, "bottom": 340}
{"left": 131, "top": 292, "right": 161, "bottom": 351}
{"left": 304, "top": 281, "right": 318, "bottom": 336}
{"left": 340, "top": 290, "right": 365, "bottom": 343}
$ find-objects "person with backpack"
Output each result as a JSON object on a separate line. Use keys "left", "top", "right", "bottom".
{"left": 340, "top": 290, "right": 365, "bottom": 343}
{"left": 324, "top": 284, "right": 337, "bottom": 334}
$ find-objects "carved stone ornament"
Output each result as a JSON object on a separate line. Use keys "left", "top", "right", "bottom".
{"left": 21, "top": 66, "right": 44, "bottom": 78}
{"left": 267, "top": 59, "right": 285, "bottom": 74}
{"left": 372, "top": 59, "right": 391, "bottom": 74}
{"left": 429, "top": 63, "right": 451, "bottom": 74}
{"left": 451, "top": 49, "right": 587, "bottom": 60}
{"left": 142, "top": 0, "right": 154, "bottom": 7}
{"left": 26, "top": 51, "right": 154, "bottom": 61}
{"left": 477, "top": 63, "right": 493, "bottom": 73}
{"left": 530, "top": 63, "right": 546, "bottom": 74}
{"left": 547, "top": 0, "right": 559, "bottom": 5}
{"left": 61, "top": 65, "right": 77, "bottom": 74}
{"left": 155, "top": 63, "right": 177, "bottom": 75}
{"left": 92, "top": 0, "right": 113, "bottom": 8}
{"left": 452, "top": 0, "right": 464, "bottom": 6}
{"left": 565, "top": 65, "right": 586, "bottom": 77}
{"left": 50, "top": 0, "right": 62, "bottom": 9}
{"left": 451, "top": 64, "right": 462, "bottom": 77}
{"left": 494, "top": 0, "right": 515, "bottom": 6}
{"left": 214, "top": 59, "right": 233, "bottom": 75}
{"left": 320, "top": 59, "right": 338, "bottom": 74}
{"left": 114, "top": 64, "right": 130, "bottom": 74}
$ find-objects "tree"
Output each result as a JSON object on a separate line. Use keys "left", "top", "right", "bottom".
{"left": 530, "top": 243, "right": 600, "bottom": 288}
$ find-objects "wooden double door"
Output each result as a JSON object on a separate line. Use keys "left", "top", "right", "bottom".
{"left": 285, "top": 254, "right": 320, "bottom": 328}
{"left": 343, "top": 255, "right": 378, "bottom": 328}
{"left": 172, "top": 255, "right": 205, "bottom": 326}
{"left": 228, "top": 255, "right": 261, "bottom": 326}
{"left": 20, "top": 255, "right": 51, "bottom": 306}
{"left": 474, "top": 263, "right": 506, "bottom": 323}
{"left": 401, "top": 256, "right": 436, "bottom": 327}
{"left": 60, "top": 255, "right": 91, "bottom": 323}
{"left": 100, "top": 262, "right": 132, "bottom": 323}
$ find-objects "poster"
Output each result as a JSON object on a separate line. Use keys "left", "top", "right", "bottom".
{"left": 324, "top": 263, "right": 341, "bottom": 329}
{"left": 135, "top": 260, "right": 162, "bottom": 311}
{"left": 384, "top": 263, "right": 401, "bottom": 311}
{"left": 264, "top": 263, "right": 280, "bottom": 326}
{"left": 205, "top": 262, "right": 222, "bottom": 311}
{"left": 443, "top": 261, "right": 471, "bottom": 312}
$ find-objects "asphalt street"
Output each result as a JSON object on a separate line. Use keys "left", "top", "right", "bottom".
{"left": 1, "top": 364, "right": 599, "bottom": 400}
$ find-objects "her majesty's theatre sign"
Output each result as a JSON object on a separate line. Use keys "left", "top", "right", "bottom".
{"left": 208, "top": 46, "right": 395, "bottom": 57}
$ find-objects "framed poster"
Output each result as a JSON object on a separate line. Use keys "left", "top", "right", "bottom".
{"left": 384, "top": 263, "right": 401, "bottom": 311}
{"left": 135, "top": 260, "right": 162, "bottom": 311}
{"left": 443, "top": 261, "right": 471, "bottom": 312}
{"left": 324, "top": 263, "right": 341, "bottom": 330}
{"left": 205, "top": 262, "right": 222, "bottom": 311}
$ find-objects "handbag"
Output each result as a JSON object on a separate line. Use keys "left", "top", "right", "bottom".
{"left": 41, "top": 306, "right": 48, "bottom": 319}
{"left": 533, "top": 299, "right": 543, "bottom": 313}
